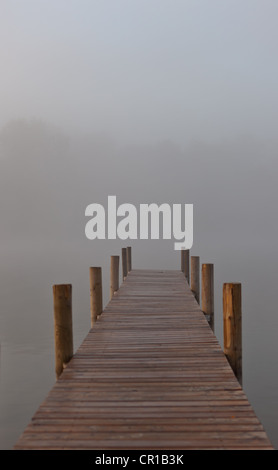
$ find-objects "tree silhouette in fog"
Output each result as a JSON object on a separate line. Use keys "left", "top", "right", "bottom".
{"left": 0, "top": 119, "right": 69, "bottom": 243}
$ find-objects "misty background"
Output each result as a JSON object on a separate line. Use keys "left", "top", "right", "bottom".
{"left": 0, "top": 0, "right": 278, "bottom": 449}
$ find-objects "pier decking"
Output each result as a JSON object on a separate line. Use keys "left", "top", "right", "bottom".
{"left": 15, "top": 269, "right": 273, "bottom": 450}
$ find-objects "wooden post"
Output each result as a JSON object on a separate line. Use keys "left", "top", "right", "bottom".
{"left": 127, "top": 246, "right": 132, "bottom": 272}
{"left": 223, "top": 283, "right": 242, "bottom": 385}
{"left": 181, "top": 249, "right": 189, "bottom": 281}
{"left": 202, "top": 264, "right": 214, "bottom": 331}
{"left": 191, "top": 256, "right": 200, "bottom": 303}
{"left": 110, "top": 255, "right": 120, "bottom": 299}
{"left": 184, "top": 249, "right": 190, "bottom": 283}
{"left": 89, "top": 267, "right": 103, "bottom": 327}
{"left": 181, "top": 249, "right": 185, "bottom": 273}
{"left": 122, "top": 248, "right": 127, "bottom": 280}
{"left": 53, "top": 284, "right": 73, "bottom": 379}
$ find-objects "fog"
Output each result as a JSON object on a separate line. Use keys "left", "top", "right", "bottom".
{"left": 0, "top": 0, "right": 278, "bottom": 449}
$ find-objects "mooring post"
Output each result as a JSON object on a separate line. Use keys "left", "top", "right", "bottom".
{"left": 122, "top": 248, "right": 128, "bottom": 280}
{"left": 223, "top": 283, "right": 242, "bottom": 385}
{"left": 89, "top": 267, "right": 103, "bottom": 327}
{"left": 53, "top": 284, "right": 73, "bottom": 380}
{"left": 191, "top": 256, "right": 200, "bottom": 303}
{"left": 181, "top": 249, "right": 190, "bottom": 281}
{"left": 127, "top": 246, "right": 132, "bottom": 272}
{"left": 184, "top": 250, "right": 190, "bottom": 283}
{"left": 110, "top": 255, "right": 120, "bottom": 299}
{"left": 181, "top": 249, "right": 185, "bottom": 273}
{"left": 202, "top": 264, "right": 214, "bottom": 331}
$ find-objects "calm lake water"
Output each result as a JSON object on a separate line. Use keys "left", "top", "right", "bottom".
{"left": 1, "top": 244, "right": 278, "bottom": 450}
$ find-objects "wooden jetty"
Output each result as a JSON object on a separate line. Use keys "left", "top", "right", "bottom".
{"left": 14, "top": 251, "right": 273, "bottom": 450}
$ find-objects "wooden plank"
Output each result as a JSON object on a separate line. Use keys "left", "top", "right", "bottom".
{"left": 14, "top": 270, "right": 273, "bottom": 450}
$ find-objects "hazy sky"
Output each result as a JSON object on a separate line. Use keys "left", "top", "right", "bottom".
{"left": 1, "top": 0, "right": 278, "bottom": 144}
{"left": 1, "top": 0, "right": 278, "bottom": 265}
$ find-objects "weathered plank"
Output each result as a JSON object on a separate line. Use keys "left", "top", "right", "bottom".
{"left": 14, "top": 270, "right": 273, "bottom": 450}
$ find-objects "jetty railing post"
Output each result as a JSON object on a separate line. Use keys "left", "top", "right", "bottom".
{"left": 110, "top": 255, "right": 120, "bottom": 299}
{"left": 223, "top": 283, "right": 242, "bottom": 385}
{"left": 202, "top": 264, "right": 214, "bottom": 331}
{"left": 122, "top": 248, "right": 128, "bottom": 280}
{"left": 89, "top": 267, "right": 103, "bottom": 327}
{"left": 127, "top": 246, "right": 132, "bottom": 272}
{"left": 53, "top": 284, "right": 73, "bottom": 380}
{"left": 191, "top": 256, "right": 200, "bottom": 303}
